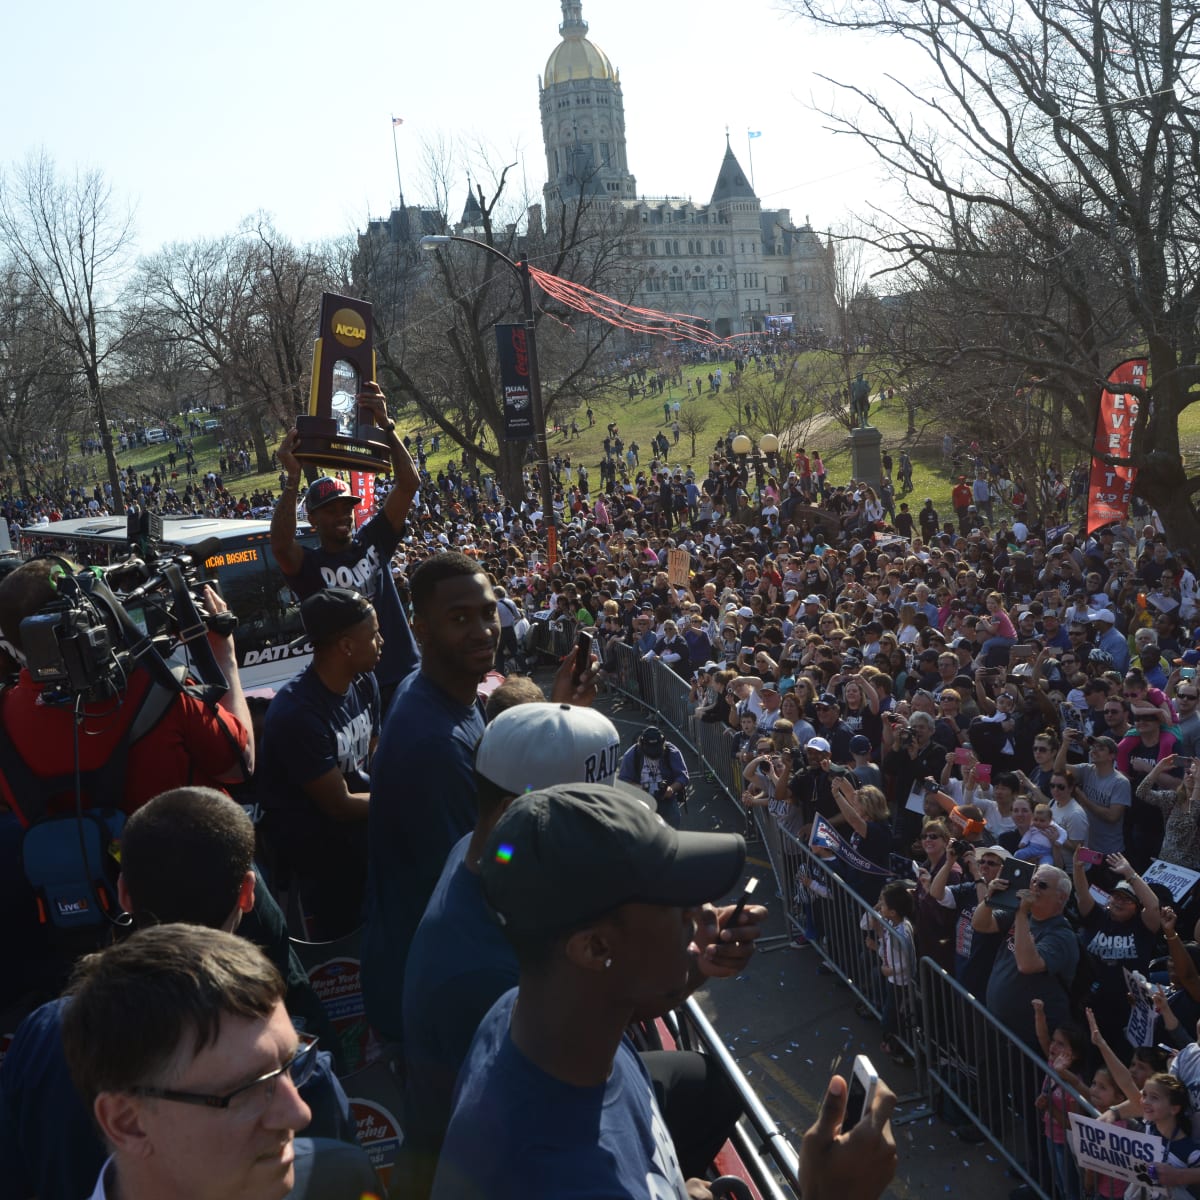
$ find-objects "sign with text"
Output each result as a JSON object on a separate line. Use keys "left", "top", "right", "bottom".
{"left": 496, "top": 323, "right": 534, "bottom": 440}
{"left": 350, "top": 470, "right": 376, "bottom": 530}
{"left": 667, "top": 548, "right": 691, "bottom": 587}
{"left": 1086, "top": 357, "right": 1146, "bottom": 535}
{"left": 1069, "top": 1113, "right": 1166, "bottom": 1196}
{"left": 1143, "top": 858, "right": 1200, "bottom": 903}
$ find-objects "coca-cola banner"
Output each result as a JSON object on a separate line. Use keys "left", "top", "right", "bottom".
{"left": 495, "top": 323, "right": 534, "bottom": 441}
{"left": 349, "top": 470, "right": 376, "bottom": 529}
{"left": 1086, "top": 357, "right": 1146, "bottom": 535}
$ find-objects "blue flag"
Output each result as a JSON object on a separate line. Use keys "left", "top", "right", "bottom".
{"left": 747, "top": 130, "right": 762, "bottom": 138}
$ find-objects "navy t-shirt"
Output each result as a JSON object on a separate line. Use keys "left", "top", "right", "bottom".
{"left": 258, "top": 664, "right": 379, "bottom": 876}
{"left": 432, "top": 989, "right": 691, "bottom": 1200}
{"left": 283, "top": 510, "right": 418, "bottom": 689}
{"left": 402, "top": 836, "right": 520, "bottom": 1167}
{"left": 362, "top": 670, "right": 486, "bottom": 1043}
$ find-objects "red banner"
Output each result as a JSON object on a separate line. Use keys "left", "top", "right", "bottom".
{"left": 350, "top": 470, "right": 376, "bottom": 529}
{"left": 1086, "top": 357, "right": 1146, "bottom": 535}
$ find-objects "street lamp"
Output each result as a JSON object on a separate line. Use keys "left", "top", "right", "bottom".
{"left": 419, "top": 233, "right": 557, "bottom": 566}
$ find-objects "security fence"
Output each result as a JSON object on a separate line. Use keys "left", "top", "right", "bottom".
{"left": 603, "top": 643, "right": 1100, "bottom": 1200}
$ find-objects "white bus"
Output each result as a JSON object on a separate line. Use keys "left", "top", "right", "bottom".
{"left": 18, "top": 516, "right": 319, "bottom": 692}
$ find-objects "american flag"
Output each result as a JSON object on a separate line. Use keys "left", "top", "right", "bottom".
{"left": 392, "top": 117, "right": 404, "bottom": 126}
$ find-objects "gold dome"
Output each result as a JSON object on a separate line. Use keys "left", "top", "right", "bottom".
{"left": 544, "top": 35, "right": 617, "bottom": 85}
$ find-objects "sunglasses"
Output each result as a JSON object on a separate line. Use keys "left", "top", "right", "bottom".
{"left": 1050, "top": 781, "right": 1070, "bottom": 790}
{"left": 921, "top": 833, "right": 946, "bottom": 841}
{"left": 1180, "top": 693, "right": 1200, "bottom": 700}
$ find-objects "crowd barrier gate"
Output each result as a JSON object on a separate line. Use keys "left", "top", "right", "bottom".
{"left": 601, "top": 643, "right": 1102, "bottom": 1198}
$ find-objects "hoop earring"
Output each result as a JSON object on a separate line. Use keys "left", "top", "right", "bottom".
{"left": 604, "top": 958, "right": 613, "bottom": 969}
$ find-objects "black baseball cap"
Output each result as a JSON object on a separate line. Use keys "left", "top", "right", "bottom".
{"left": 297, "top": 587, "right": 372, "bottom": 645}
{"left": 304, "top": 476, "right": 361, "bottom": 512}
{"left": 481, "top": 783, "right": 746, "bottom": 934}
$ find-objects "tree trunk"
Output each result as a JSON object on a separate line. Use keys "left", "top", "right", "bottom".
{"left": 497, "top": 439, "right": 531, "bottom": 508}
{"left": 250, "top": 410, "right": 272, "bottom": 474}
{"left": 91, "top": 383, "right": 122, "bottom": 511}
{"left": 1137, "top": 451, "right": 1200, "bottom": 562}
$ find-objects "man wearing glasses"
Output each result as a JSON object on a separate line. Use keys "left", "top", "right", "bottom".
{"left": 0, "top": 789, "right": 366, "bottom": 1199}
{"left": 61, "top": 925, "right": 375, "bottom": 1200}
{"left": 981, "top": 865, "right": 1078, "bottom": 1051}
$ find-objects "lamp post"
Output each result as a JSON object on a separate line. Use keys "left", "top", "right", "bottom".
{"left": 419, "top": 233, "right": 557, "bottom": 565}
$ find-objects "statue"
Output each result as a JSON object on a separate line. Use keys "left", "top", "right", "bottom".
{"left": 850, "top": 373, "right": 871, "bottom": 428}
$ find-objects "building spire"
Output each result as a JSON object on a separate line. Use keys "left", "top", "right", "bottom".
{"left": 560, "top": 0, "right": 587, "bottom": 36}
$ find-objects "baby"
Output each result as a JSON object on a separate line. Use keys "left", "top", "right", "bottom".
{"left": 1015, "top": 802, "right": 1068, "bottom": 865}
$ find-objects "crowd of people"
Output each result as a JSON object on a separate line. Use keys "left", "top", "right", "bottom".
{"left": 0, "top": 382, "right": 903, "bottom": 1200}
{"left": 4, "top": 365, "right": 1199, "bottom": 1196}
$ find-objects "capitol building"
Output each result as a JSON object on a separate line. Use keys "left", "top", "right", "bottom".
{"left": 537, "top": 0, "right": 834, "bottom": 338}
{"left": 365, "top": 1, "right": 835, "bottom": 341}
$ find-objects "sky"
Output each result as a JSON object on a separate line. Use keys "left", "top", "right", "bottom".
{"left": 0, "top": 0, "right": 900, "bottom": 259}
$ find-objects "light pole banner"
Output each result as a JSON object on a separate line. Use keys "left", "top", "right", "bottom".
{"left": 1086, "top": 357, "right": 1146, "bottom": 534}
{"left": 495, "top": 323, "right": 534, "bottom": 441}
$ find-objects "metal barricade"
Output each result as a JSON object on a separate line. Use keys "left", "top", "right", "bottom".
{"left": 669, "top": 997, "right": 802, "bottom": 1200}
{"left": 920, "top": 959, "right": 1098, "bottom": 1200}
{"left": 601, "top": 635, "right": 1096, "bottom": 1176}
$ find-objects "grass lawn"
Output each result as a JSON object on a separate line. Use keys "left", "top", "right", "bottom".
{"left": 99, "top": 352, "right": 1200, "bottom": 521}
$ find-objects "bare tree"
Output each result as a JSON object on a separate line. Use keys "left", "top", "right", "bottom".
{"left": 0, "top": 259, "right": 81, "bottom": 500}
{"left": 0, "top": 153, "right": 138, "bottom": 506}
{"left": 138, "top": 218, "right": 334, "bottom": 472}
{"left": 789, "top": 0, "right": 1200, "bottom": 552}
{"left": 356, "top": 147, "right": 637, "bottom": 500}
{"left": 677, "top": 409, "right": 710, "bottom": 459}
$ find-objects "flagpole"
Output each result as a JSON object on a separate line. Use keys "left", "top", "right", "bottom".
{"left": 746, "top": 129, "right": 756, "bottom": 191}
{"left": 391, "top": 116, "right": 406, "bottom": 209}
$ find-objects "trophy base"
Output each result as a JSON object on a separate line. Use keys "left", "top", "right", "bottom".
{"left": 293, "top": 415, "right": 391, "bottom": 475}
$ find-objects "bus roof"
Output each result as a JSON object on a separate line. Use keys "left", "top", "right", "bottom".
{"left": 19, "top": 515, "right": 312, "bottom": 545}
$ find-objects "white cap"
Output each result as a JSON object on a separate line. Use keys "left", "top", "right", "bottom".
{"left": 1088, "top": 608, "right": 1117, "bottom": 624}
{"left": 737, "top": 606, "right": 754, "bottom": 618}
{"left": 475, "top": 704, "right": 621, "bottom": 795}
{"left": 807, "top": 736, "right": 832, "bottom": 753}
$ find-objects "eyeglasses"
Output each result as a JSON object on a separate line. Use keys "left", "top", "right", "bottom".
{"left": 130, "top": 1033, "right": 318, "bottom": 1116}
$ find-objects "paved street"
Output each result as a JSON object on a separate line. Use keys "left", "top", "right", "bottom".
{"left": 594, "top": 687, "right": 1014, "bottom": 1200}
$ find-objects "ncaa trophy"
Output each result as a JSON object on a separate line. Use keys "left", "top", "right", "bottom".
{"left": 292, "top": 292, "right": 391, "bottom": 473}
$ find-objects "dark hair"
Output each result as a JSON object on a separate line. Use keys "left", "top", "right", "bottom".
{"left": 409, "top": 552, "right": 485, "bottom": 615}
{"left": 0, "top": 559, "right": 62, "bottom": 653}
{"left": 1132, "top": 1045, "right": 1172, "bottom": 1074}
{"left": 61, "top": 925, "right": 284, "bottom": 1107}
{"left": 880, "top": 879, "right": 915, "bottom": 921}
{"left": 1054, "top": 1022, "right": 1088, "bottom": 1067}
{"left": 120, "top": 787, "right": 255, "bottom": 930}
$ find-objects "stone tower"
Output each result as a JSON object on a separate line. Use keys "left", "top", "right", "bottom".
{"left": 539, "top": 0, "right": 637, "bottom": 206}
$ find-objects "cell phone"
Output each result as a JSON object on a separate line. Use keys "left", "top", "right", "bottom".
{"left": 843, "top": 1054, "right": 879, "bottom": 1130}
{"left": 954, "top": 746, "right": 971, "bottom": 766}
{"left": 729, "top": 876, "right": 760, "bottom": 925}
{"left": 923, "top": 778, "right": 941, "bottom": 793}
{"left": 974, "top": 763, "right": 992, "bottom": 785}
{"left": 1076, "top": 847, "right": 1104, "bottom": 867}
{"left": 572, "top": 630, "right": 594, "bottom": 685}
{"left": 1176, "top": 756, "right": 1194, "bottom": 772}
{"left": 1183, "top": 667, "right": 1197, "bottom": 680}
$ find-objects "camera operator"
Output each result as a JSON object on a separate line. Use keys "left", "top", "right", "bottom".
{"left": 0, "top": 559, "right": 252, "bottom": 1003}
{"left": 882, "top": 711, "right": 948, "bottom": 849}
{"left": 617, "top": 726, "right": 690, "bottom": 828}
